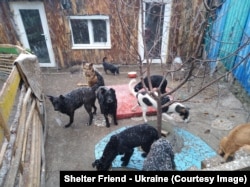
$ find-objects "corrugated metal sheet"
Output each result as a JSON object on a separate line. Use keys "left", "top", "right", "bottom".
{"left": 205, "top": 0, "right": 231, "bottom": 75}
{"left": 218, "top": 0, "right": 250, "bottom": 70}
{"left": 205, "top": 0, "right": 250, "bottom": 95}
{"left": 233, "top": 13, "right": 250, "bottom": 94}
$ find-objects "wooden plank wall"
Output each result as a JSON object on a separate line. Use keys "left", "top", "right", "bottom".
{"left": 0, "top": 0, "right": 205, "bottom": 68}
{"left": 0, "top": 54, "right": 46, "bottom": 187}
{"left": 43, "top": 0, "right": 140, "bottom": 67}
{"left": 168, "top": 0, "right": 205, "bottom": 63}
{"left": 0, "top": 1, "right": 20, "bottom": 44}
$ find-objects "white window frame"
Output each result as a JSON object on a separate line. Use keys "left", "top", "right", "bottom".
{"left": 69, "top": 15, "right": 111, "bottom": 49}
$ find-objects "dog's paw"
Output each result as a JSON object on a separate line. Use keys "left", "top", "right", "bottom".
{"left": 64, "top": 124, "right": 71, "bottom": 128}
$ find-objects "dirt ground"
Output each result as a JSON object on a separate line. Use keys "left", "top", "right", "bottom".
{"left": 41, "top": 64, "right": 250, "bottom": 186}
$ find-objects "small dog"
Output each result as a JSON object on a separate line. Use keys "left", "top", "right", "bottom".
{"left": 96, "top": 86, "right": 118, "bottom": 127}
{"left": 218, "top": 123, "right": 250, "bottom": 161}
{"left": 129, "top": 79, "right": 190, "bottom": 123}
{"left": 102, "top": 57, "right": 119, "bottom": 75}
{"left": 47, "top": 87, "right": 97, "bottom": 128}
{"left": 143, "top": 138, "right": 176, "bottom": 171}
{"left": 81, "top": 62, "right": 105, "bottom": 91}
{"left": 133, "top": 75, "right": 168, "bottom": 94}
{"left": 92, "top": 123, "right": 159, "bottom": 171}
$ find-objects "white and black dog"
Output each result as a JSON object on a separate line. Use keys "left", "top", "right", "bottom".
{"left": 129, "top": 79, "right": 190, "bottom": 123}
{"left": 133, "top": 75, "right": 168, "bottom": 94}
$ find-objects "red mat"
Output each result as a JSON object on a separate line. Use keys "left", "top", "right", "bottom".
{"left": 108, "top": 84, "right": 156, "bottom": 120}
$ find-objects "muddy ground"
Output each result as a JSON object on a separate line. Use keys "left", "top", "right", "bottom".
{"left": 40, "top": 64, "right": 249, "bottom": 186}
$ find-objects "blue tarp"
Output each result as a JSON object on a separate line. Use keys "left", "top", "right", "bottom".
{"left": 205, "top": 0, "right": 250, "bottom": 95}
{"left": 95, "top": 126, "right": 216, "bottom": 171}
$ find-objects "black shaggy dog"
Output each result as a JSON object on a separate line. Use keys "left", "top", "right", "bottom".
{"left": 92, "top": 123, "right": 159, "bottom": 171}
{"left": 102, "top": 57, "right": 119, "bottom": 75}
{"left": 96, "top": 86, "right": 118, "bottom": 128}
{"left": 47, "top": 87, "right": 97, "bottom": 128}
{"left": 134, "top": 75, "right": 168, "bottom": 94}
{"left": 143, "top": 138, "right": 176, "bottom": 171}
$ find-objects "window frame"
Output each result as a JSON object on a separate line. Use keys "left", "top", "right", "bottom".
{"left": 69, "top": 15, "right": 111, "bottom": 49}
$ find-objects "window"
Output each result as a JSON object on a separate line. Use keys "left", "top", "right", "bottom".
{"left": 69, "top": 15, "right": 111, "bottom": 49}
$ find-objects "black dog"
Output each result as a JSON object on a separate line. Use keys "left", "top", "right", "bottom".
{"left": 92, "top": 123, "right": 159, "bottom": 171}
{"left": 143, "top": 138, "right": 176, "bottom": 171}
{"left": 96, "top": 86, "right": 118, "bottom": 127}
{"left": 47, "top": 87, "right": 97, "bottom": 128}
{"left": 102, "top": 57, "right": 119, "bottom": 75}
{"left": 134, "top": 75, "right": 168, "bottom": 94}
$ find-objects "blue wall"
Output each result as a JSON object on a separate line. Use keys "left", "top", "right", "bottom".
{"left": 205, "top": 0, "right": 250, "bottom": 95}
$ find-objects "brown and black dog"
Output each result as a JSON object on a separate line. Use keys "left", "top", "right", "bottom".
{"left": 83, "top": 62, "right": 98, "bottom": 87}
{"left": 218, "top": 122, "right": 250, "bottom": 161}
{"left": 78, "top": 62, "right": 105, "bottom": 92}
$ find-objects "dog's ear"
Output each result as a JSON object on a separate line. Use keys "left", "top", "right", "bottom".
{"left": 100, "top": 87, "right": 106, "bottom": 94}
{"left": 89, "top": 63, "right": 93, "bottom": 68}
{"left": 59, "top": 95, "right": 65, "bottom": 100}
{"left": 82, "top": 61, "right": 87, "bottom": 67}
{"left": 110, "top": 88, "right": 116, "bottom": 94}
{"left": 103, "top": 57, "right": 107, "bottom": 62}
{"left": 47, "top": 95, "right": 54, "bottom": 102}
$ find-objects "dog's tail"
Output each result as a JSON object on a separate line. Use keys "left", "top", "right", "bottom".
{"left": 128, "top": 79, "right": 137, "bottom": 97}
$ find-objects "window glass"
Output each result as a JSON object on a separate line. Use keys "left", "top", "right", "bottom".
{"left": 70, "top": 19, "right": 89, "bottom": 44}
{"left": 92, "top": 20, "right": 107, "bottom": 42}
{"left": 69, "top": 16, "right": 111, "bottom": 49}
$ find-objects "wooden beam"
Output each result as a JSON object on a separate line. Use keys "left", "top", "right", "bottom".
{"left": 3, "top": 88, "right": 31, "bottom": 187}
{"left": 0, "top": 66, "right": 21, "bottom": 143}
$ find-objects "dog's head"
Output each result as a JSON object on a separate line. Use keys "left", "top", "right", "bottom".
{"left": 105, "top": 88, "right": 116, "bottom": 104}
{"left": 176, "top": 104, "right": 190, "bottom": 123}
{"left": 218, "top": 137, "right": 227, "bottom": 155}
{"left": 92, "top": 135, "right": 119, "bottom": 171}
{"left": 83, "top": 62, "right": 94, "bottom": 71}
{"left": 83, "top": 62, "right": 94, "bottom": 77}
{"left": 134, "top": 82, "right": 143, "bottom": 92}
{"left": 218, "top": 136, "right": 233, "bottom": 161}
{"left": 92, "top": 159, "right": 111, "bottom": 171}
{"left": 47, "top": 95, "right": 65, "bottom": 111}
{"left": 97, "top": 87, "right": 117, "bottom": 104}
